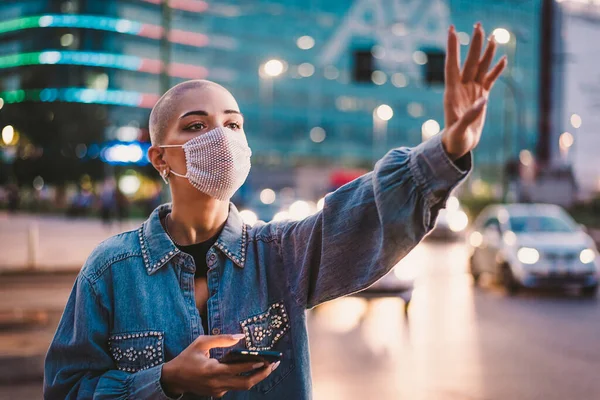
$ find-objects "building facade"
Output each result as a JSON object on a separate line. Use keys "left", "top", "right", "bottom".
{"left": 0, "top": 0, "right": 542, "bottom": 200}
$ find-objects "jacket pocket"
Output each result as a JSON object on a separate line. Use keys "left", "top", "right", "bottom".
{"left": 108, "top": 330, "right": 165, "bottom": 373}
{"left": 240, "top": 302, "right": 295, "bottom": 394}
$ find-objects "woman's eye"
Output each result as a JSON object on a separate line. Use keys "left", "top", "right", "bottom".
{"left": 228, "top": 122, "right": 241, "bottom": 130}
{"left": 186, "top": 123, "right": 205, "bottom": 131}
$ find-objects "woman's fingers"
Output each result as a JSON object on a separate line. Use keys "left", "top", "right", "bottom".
{"left": 214, "top": 361, "right": 268, "bottom": 376}
{"left": 222, "top": 362, "right": 280, "bottom": 391}
{"left": 461, "top": 23, "right": 484, "bottom": 83}
{"left": 475, "top": 36, "right": 497, "bottom": 83}
{"left": 482, "top": 56, "right": 508, "bottom": 90}
{"left": 445, "top": 25, "right": 461, "bottom": 86}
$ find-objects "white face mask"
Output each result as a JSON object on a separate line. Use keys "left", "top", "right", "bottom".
{"left": 160, "top": 126, "right": 252, "bottom": 200}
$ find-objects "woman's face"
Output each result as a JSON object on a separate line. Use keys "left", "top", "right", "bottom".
{"left": 156, "top": 84, "right": 245, "bottom": 182}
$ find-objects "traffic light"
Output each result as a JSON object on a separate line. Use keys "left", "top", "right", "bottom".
{"left": 424, "top": 50, "right": 445, "bottom": 85}
{"left": 352, "top": 49, "right": 374, "bottom": 83}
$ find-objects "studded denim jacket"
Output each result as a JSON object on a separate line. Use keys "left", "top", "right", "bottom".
{"left": 44, "top": 134, "right": 470, "bottom": 400}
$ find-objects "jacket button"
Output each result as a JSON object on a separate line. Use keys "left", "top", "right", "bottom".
{"left": 211, "top": 328, "right": 220, "bottom": 335}
{"left": 207, "top": 253, "right": 217, "bottom": 266}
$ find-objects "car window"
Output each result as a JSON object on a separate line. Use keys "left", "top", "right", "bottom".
{"left": 509, "top": 216, "right": 576, "bottom": 233}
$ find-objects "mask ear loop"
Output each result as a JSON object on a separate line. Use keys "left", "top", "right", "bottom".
{"left": 158, "top": 144, "right": 187, "bottom": 183}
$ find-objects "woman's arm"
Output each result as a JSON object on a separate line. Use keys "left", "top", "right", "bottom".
{"left": 43, "top": 274, "right": 177, "bottom": 400}
{"left": 274, "top": 133, "right": 469, "bottom": 309}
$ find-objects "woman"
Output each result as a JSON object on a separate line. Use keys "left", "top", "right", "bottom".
{"left": 45, "top": 24, "right": 505, "bottom": 399}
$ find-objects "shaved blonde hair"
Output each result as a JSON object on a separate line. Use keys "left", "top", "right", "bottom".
{"left": 148, "top": 79, "right": 229, "bottom": 145}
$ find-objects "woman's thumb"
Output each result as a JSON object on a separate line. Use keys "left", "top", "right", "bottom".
{"left": 193, "top": 333, "right": 245, "bottom": 350}
{"left": 455, "top": 97, "right": 487, "bottom": 133}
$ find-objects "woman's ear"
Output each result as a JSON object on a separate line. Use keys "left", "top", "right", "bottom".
{"left": 148, "top": 146, "right": 168, "bottom": 174}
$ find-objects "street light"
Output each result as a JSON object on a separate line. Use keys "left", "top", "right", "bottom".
{"left": 262, "top": 59, "right": 284, "bottom": 77}
{"left": 373, "top": 105, "right": 393, "bottom": 162}
{"left": 570, "top": 113, "right": 582, "bottom": 129}
{"left": 492, "top": 28, "right": 511, "bottom": 44}
{"left": 375, "top": 104, "right": 393, "bottom": 121}
{"left": 2, "top": 125, "right": 14, "bottom": 145}
{"left": 421, "top": 119, "right": 440, "bottom": 141}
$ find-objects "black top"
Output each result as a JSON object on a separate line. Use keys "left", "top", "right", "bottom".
{"left": 176, "top": 231, "right": 221, "bottom": 334}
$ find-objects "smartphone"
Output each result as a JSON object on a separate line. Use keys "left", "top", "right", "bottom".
{"left": 220, "top": 349, "right": 282, "bottom": 364}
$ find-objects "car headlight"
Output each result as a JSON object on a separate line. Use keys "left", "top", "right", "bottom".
{"left": 517, "top": 247, "right": 540, "bottom": 264}
{"left": 580, "top": 248, "right": 596, "bottom": 264}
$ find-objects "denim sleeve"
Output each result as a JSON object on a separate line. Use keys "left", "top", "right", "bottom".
{"left": 276, "top": 133, "right": 471, "bottom": 309}
{"left": 43, "top": 274, "right": 178, "bottom": 400}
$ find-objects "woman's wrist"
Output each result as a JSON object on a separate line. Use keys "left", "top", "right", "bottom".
{"left": 161, "top": 361, "right": 184, "bottom": 398}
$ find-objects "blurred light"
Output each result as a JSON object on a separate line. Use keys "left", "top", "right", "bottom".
{"left": 471, "top": 179, "right": 488, "bottom": 197}
{"left": 371, "top": 45, "right": 385, "bottom": 59}
{"left": 519, "top": 150, "right": 533, "bottom": 166}
{"left": 273, "top": 211, "right": 291, "bottom": 221}
{"left": 310, "top": 126, "right": 326, "bottom": 143}
{"left": 239, "top": 209, "right": 258, "bottom": 226}
{"left": 104, "top": 143, "right": 144, "bottom": 163}
{"left": 39, "top": 51, "right": 61, "bottom": 64}
{"left": 570, "top": 113, "right": 582, "bottom": 129}
{"left": 412, "top": 50, "right": 428, "bottom": 65}
{"left": 391, "top": 72, "right": 408, "bottom": 88}
{"left": 33, "top": 176, "right": 44, "bottom": 191}
{"left": 391, "top": 23, "right": 408, "bottom": 36}
{"left": 314, "top": 297, "right": 367, "bottom": 333}
{"left": 493, "top": 28, "right": 511, "bottom": 44}
{"left": 2, "top": 125, "right": 14, "bottom": 145}
{"left": 115, "top": 19, "right": 133, "bottom": 33}
{"left": 296, "top": 35, "right": 315, "bottom": 50}
{"left": 580, "top": 249, "right": 596, "bottom": 264}
{"left": 289, "top": 200, "right": 313, "bottom": 220}
{"left": 260, "top": 189, "right": 276, "bottom": 205}
{"left": 469, "top": 231, "right": 483, "bottom": 247}
{"left": 559, "top": 132, "right": 574, "bottom": 149}
{"left": 375, "top": 104, "right": 393, "bottom": 121}
{"left": 448, "top": 211, "right": 468, "bottom": 232}
{"left": 517, "top": 247, "right": 539, "bottom": 264}
{"left": 118, "top": 174, "right": 141, "bottom": 195}
{"left": 394, "top": 261, "right": 419, "bottom": 281}
{"left": 75, "top": 143, "right": 87, "bottom": 159}
{"left": 371, "top": 70, "right": 387, "bottom": 85}
{"left": 88, "top": 73, "right": 109, "bottom": 90}
{"left": 0, "top": 97, "right": 4, "bottom": 109}
{"left": 317, "top": 197, "right": 325, "bottom": 211}
{"left": 457, "top": 31, "right": 470, "bottom": 45}
{"left": 447, "top": 196, "right": 460, "bottom": 211}
{"left": 407, "top": 102, "right": 424, "bottom": 118}
{"left": 60, "top": 33, "right": 74, "bottom": 47}
{"left": 116, "top": 126, "right": 140, "bottom": 142}
{"left": 324, "top": 65, "right": 339, "bottom": 80}
{"left": 503, "top": 231, "right": 517, "bottom": 246}
{"left": 298, "top": 62, "right": 315, "bottom": 77}
{"left": 421, "top": 119, "right": 440, "bottom": 140}
{"left": 263, "top": 59, "right": 284, "bottom": 77}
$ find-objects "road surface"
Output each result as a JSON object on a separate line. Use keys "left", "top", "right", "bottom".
{"left": 1, "top": 240, "right": 600, "bottom": 399}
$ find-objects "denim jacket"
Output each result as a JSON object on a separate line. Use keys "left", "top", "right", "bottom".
{"left": 44, "top": 134, "right": 470, "bottom": 399}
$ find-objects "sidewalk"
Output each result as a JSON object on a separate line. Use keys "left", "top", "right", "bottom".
{"left": 0, "top": 213, "right": 142, "bottom": 272}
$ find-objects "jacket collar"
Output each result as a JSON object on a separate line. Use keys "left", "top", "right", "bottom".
{"left": 139, "top": 203, "right": 248, "bottom": 275}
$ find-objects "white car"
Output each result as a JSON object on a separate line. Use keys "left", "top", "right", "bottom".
{"left": 469, "top": 204, "right": 599, "bottom": 296}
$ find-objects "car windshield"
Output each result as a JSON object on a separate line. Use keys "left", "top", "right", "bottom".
{"left": 509, "top": 215, "right": 576, "bottom": 234}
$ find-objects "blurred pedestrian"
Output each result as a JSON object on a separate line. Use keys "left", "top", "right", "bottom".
{"left": 99, "top": 178, "right": 117, "bottom": 227}
{"left": 115, "top": 187, "right": 129, "bottom": 228}
{"left": 45, "top": 23, "right": 506, "bottom": 399}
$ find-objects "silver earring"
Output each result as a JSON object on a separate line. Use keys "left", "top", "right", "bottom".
{"left": 161, "top": 169, "right": 170, "bottom": 185}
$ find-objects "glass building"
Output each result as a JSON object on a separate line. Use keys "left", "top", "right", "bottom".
{"left": 0, "top": 0, "right": 542, "bottom": 201}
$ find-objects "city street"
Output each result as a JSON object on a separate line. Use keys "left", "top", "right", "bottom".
{"left": 2, "top": 239, "right": 600, "bottom": 399}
